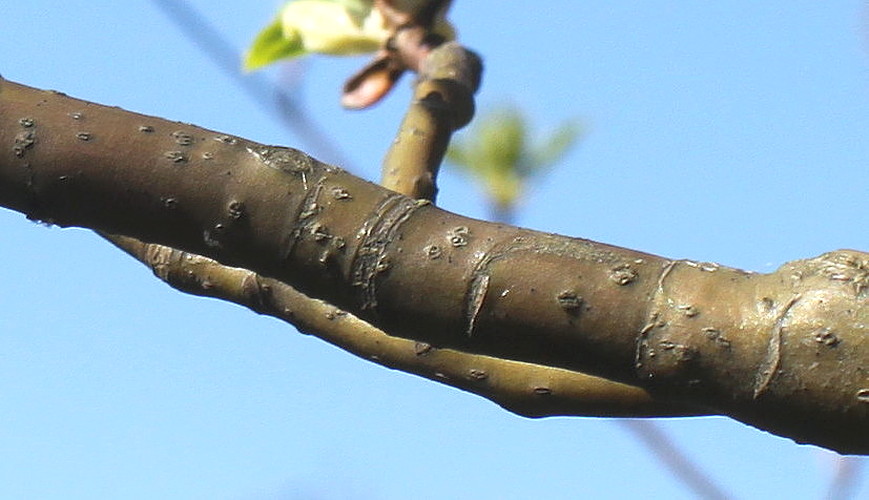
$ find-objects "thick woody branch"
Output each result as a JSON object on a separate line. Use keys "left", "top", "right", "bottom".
{"left": 0, "top": 78, "right": 866, "bottom": 453}
{"left": 103, "top": 41, "right": 687, "bottom": 420}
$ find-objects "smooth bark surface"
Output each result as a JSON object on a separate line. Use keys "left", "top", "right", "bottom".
{"left": 1, "top": 78, "right": 866, "bottom": 454}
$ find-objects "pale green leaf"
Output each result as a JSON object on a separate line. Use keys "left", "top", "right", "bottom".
{"left": 280, "top": 0, "right": 387, "bottom": 55}
{"left": 477, "top": 108, "right": 525, "bottom": 176}
{"left": 445, "top": 140, "right": 470, "bottom": 170}
{"left": 528, "top": 121, "right": 581, "bottom": 173}
{"left": 446, "top": 106, "right": 582, "bottom": 215}
{"left": 243, "top": 16, "right": 305, "bottom": 71}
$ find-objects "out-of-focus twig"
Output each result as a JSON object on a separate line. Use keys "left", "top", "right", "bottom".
{"left": 619, "top": 420, "right": 732, "bottom": 500}
{"left": 825, "top": 455, "right": 865, "bottom": 500}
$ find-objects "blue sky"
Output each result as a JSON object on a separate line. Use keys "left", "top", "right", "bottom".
{"left": 1, "top": 1, "right": 867, "bottom": 498}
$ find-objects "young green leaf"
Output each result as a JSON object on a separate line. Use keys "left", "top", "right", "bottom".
{"left": 528, "top": 122, "right": 581, "bottom": 174}
{"left": 447, "top": 105, "right": 581, "bottom": 218}
{"left": 244, "top": 0, "right": 390, "bottom": 71}
{"left": 280, "top": 0, "right": 388, "bottom": 55}
{"left": 244, "top": 0, "right": 456, "bottom": 72}
{"left": 244, "top": 16, "right": 305, "bottom": 71}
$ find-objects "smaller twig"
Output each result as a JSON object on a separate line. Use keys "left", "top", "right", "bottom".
{"left": 376, "top": 0, "right": 454, "bottom": 71}
{"left": 381, "top": 42, "right": 481, "bottom": 200}
{"left": 376, "top": 0, "right": 452, "bottom": 30}
{"left": 102, "top": 233, "right": 702, "bottom": 419}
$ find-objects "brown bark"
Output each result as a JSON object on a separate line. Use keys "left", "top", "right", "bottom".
{"left": 1, "top": 78, "right": 866, "bottom": 454}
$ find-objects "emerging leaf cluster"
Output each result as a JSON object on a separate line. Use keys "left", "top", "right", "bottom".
{"left": 244, "top": 0, "right": 455, "bottom": 71}
{"left": 446, "top": 106, "right": 581, "bottom": 213}
{"left": 244, "top": 0, "right": 388, "bottom": 71}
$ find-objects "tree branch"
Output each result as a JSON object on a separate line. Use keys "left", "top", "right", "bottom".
{"left": 376, "top": 41, "right": 699, "bottom": 414}
{"left": 380, "top": 39, "right": 730, "bottom": 495}
{"left": 95, "top": 41, "right": 696, "bottom": 419}
{"left": 1, "top": 77, "right": 866, "bottom": 453}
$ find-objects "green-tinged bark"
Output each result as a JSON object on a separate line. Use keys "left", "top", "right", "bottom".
{"left": 1, "top": 79, "right": 866, "bottom": 454}
{"left": 104, "top": 234, "right": 698, "bottom": 418}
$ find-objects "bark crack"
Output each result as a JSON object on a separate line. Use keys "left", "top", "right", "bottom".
{"left": 281, "top": 176, "right": 327, "bottom": 261}
{"left": 351, "top": 194, "right": 423, "bottom": 310}
{"left": 753, "top": 294, "right": 800, "bottom": 399}
{"left": 635, "top": 259, "right": 677, "bottom": 377}
{"left": 464, "top": 273, "right": 489, "bottom": 337}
